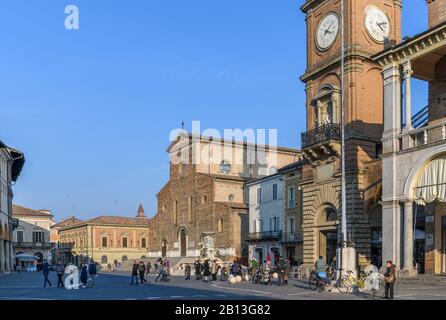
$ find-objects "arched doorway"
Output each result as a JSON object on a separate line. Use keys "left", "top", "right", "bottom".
{"left": 316, "top": 205, "right": 338, "bottom": 265}
{"left": 161, "top": 239, "right": 168, "bottom": 258}
{"left": 179, "top": 228, "right": 187, "bottom": 257}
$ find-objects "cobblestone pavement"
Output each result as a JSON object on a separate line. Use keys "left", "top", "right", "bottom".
{"left": 0, "top": 271, "right": 445, "bottom": 300}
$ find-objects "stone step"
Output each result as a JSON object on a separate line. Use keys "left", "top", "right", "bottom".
{"left": 397, "top": 275, "right": 446, "bottom": 286}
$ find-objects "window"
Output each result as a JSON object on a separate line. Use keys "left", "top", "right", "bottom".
{"left": 254, "top": 219, "right": 263, "bottom": 233}
{"left": 272, "top": 184, "right": 278, "bottom": 201}
{"left": 270, "top": 217, "right": 280, "bottom": 232}
{"left": 162, "top": 204, "right": 167, "bottom": 212}
{"left": 217, "top": 219, "right": 224, "bottom": 233}
{"left": 202, "top": 194, "right": 208, "bottom": 205}
{"left": 173, "top": 200, "right": 178, "bottom": 224}
{"left": 288, "top": 187, "right": 295, "bottom": 208}
{"left": 257, "top": 188, "right": 262, "bottom": 204}
{"left": 101, "top": 236, "right": 108, "bottom": 248}
{"left": 228, "top": 194, "right": 234, "bottom": 202}
{"left": 141, "top": 237, "right": 147, "bottom": 248}
{"left": 101, "top": 255, "right": 108, "bottom": 264}
{"left": 122, "top": 256, "right": 128, "bottom": 262}
{"left": 288, "top": 218, "right": 295, "bottom": 233}
{"left": 188, "top": 196, "right": 193, "bottom": 221}
{"left": 122, "top": 237, "right": 128, "bottom": 248}
{"left": 17, "top": 231, "right": 24, "bottom": 243}
{"left": 326, "top": 208, "right": 337, "bottom": 222}
{"left": 33, "top": 231, "right": 43, "bottom": 244}
{"left": 219, "top": 160, "right": 231, "bottom": 174}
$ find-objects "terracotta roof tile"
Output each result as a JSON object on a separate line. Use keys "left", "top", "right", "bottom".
{"left": 12, "top": 204, "right": 54, "bottom": 218}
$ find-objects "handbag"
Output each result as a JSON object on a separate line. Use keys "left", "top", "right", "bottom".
{"left": 385, "top": 274, "right": 395, "bottom": 283}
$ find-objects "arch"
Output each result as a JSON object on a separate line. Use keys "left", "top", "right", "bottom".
{"left": 317, "top": 204, "right": 339, "bottom": 225}
{"left": 217, "top": 218, "right": 224, "bottom": 233}
{"left": 121, "top": 255, "right": 128, "bottom": 262}
{"left": 309, "top": 183, "right": 340, "bottom": 224}
{"left": 161, "top": 238, "right": 168, "bottom": 258}
{"left": 101, "top": 255, "right": 108, "bottom": 264}
{"left": 403, "top": 148, "right": 446, "bottom": 200}
{"left": 178, "top": 227, "right": 187, "bottom": 257}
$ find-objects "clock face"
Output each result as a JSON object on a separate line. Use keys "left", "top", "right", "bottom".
{"left": 316, "top": 13, "right": 339, "bottom": 51}
{"left": 365, "top": 6, "right": 390, "bottom": 42}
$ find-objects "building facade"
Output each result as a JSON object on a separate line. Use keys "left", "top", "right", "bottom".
{"left": 279, "top": 162, "right": 305, "bottom": 262}
{"left": 12, "top": 205, "right": 56, "bottom": 265}
{"left": 247, "top": 173, "right": 284, "bottom": 266}
{"left": 57, "top": 205, "right": 150, "bottom": 267}
{"left": 148, "top": 133, "right": 301, "bottom": 263}
{"left": 298, "top": 0, "right": 399, "bottom": 269}
{"left": 374, "top": 0, "right": 446, "bottom": 275}
{"left": 0, "top": 141, "right": 24, "bottom": 273}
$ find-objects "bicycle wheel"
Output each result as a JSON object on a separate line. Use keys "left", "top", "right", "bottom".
{"left": 309, "top": 274, "right": 317, "bottom": 291}
{"left": 336, "top": 277, "right": 353, "bottom": 294}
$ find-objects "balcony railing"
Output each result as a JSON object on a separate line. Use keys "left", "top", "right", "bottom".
{"left": 13, "top": 242, "right": 54, "bottom": 249}
{"left": 248, "top": 231, "right": 282, "bottom": 241}
{"left": 399, "top": 119, "right": 446, "bottom": 150}
{"left": 281, "top": 231, "right": 304, "bottom": 244}
{"left": 301, "top": 123, "right": 341, "bottom": 148}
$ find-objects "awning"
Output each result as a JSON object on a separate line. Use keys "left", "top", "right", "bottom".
{"left": 415, "top": 155, "right": 446, "bottom": 205}
{"left": 15, "top": 254, "right": 38, "bottom": 261}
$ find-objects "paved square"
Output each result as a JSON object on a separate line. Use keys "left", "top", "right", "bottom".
{"left": 0, "top": 272, "right": 445, "bottom": 300}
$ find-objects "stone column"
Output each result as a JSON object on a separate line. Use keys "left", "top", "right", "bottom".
{"left": 4, "top": 241, "right": 10, "bottom": 272}
{"left": 382, "top": 64, "right": 402, "bottom": 154}
{"left": 381, "top": 200, "right": 401, "bottom": 271}
{"left": 403, "top": 201, "right": 415, "bottom": 273}
{"left": 9, "top": 241, "right": 14, "bottom": 272}
{"left": 0, "top": 238, "right": 5, "bottom": 273}
{"left": 403, "top": 61, "right": 413, "bottom": 130}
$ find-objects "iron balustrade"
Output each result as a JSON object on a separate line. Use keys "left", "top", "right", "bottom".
{"left": 13, "top": 242, "right": 54, "bottom": 249}
{"left": 301, "top": 123, "right": 341, "bottom": 148}
{"left": 281, "top": 231, "right": 304, "bottom": 243}
{"left": 248, "top": 231, "right": 283, "bottom": 241}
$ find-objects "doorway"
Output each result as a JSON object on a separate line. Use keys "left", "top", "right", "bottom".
{"left": 162, "top": 239, "right": 167, "bottom": 258}
{"left": 255, "top": 248, "right": 263, "bottom": 264}
{"left": 180, "top": 229, "right": 187, "bottom": 257}
{"left": 319, "top": 230, "right": 338, "bottom": 265}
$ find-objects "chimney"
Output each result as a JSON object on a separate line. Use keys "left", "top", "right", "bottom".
{"left": 427, "top": 0, "right": 446, "bottom": 28}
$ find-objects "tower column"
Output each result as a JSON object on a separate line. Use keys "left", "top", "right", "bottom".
{"left": 403, "top": 61, "right": 413, "bottom": 130}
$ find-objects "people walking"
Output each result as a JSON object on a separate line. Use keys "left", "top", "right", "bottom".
{"left": 277, "top": 258, "right": 286, "bottom": 286}
{"left": 138, "top": 261, "right": 147, "bottom": 285}
{"left": 384, "top": 260, "right": 396, "bottom": 300}
{"left": 211, "top": 260, "right": 219, "bottom": 282}
{"left": 56, "top": 260, "right": 65, "bottom": 288}
{"left": 146, "top": 261, "right": 152, "bottom": 275}
{"left": 88, "top": 260, "right": 97, "bottom": 287}
{"left": 130, "top": 261, "right": 139, "bottom": 285}
{"left": 203, "top": 260, "right": 211, "bottom": 282}
{"left": 194, "top": 260, "right": 202, "bottom": 280}
{"left": 80, "top": 263, "right": 88, "bottom": 288}
{"left": 42, "top": 260, "right": 52, "bottom": 288}
{"left": 185, "top": 263, "right": 191, "bottom": 280}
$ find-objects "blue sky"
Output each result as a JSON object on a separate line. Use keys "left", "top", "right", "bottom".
{"left": 1, "top": 1, "right": 428, "bottom": 221}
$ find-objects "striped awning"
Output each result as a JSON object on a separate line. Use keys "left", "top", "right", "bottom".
{"left": 415, "top": 155, "right": 446, "bottom": 205}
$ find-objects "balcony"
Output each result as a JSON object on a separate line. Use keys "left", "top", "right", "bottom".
{"left": 301, "top": 123, "right": 341, "bottom": 149}
{"left": 281, "top": 231, "right": 304, "bottom": 244}
{"left": 248, "top": 231, "right": 282, "bottom": 242}
{"left": 399, "top": 119, "right": 446, "bottom": 151}
{"left": 13, "top": 242, "right": 54, "bottom": 250}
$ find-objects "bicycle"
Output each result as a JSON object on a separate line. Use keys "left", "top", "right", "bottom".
{"left": 308, "top": 271, "right": 326, "bottom": 292}
{"left": 333, "top": 270, "right": 367, "bottom": 293}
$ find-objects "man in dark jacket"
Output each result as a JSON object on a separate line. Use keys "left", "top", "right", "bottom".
{"left": 138, "top": 261, "right": 147, "bottom": 285}
{"left": 88, "top": 260, "right": 97, "bottom": 287}
{"left": 130, "top": 261, "right": 139, "bottom": 285}
{"left": 55, "top": 260, "right": 65, "bottom": 288}
{"left": 42, "top": 260, "right": 52, "bottom": 288}
{"left": 384, "top": 260, "right": 396, "bottom": 300}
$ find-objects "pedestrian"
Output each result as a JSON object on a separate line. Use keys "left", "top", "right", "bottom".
{"left": 130, "top": 260, "right": 139, "bottom": 285}
{"left": 146, "top": 261, "right": 152, "bottom": 275}
{"left": 284, "top": 259, "right": 290, "bottom": 286}
{"left": 107, "top": 263, "right": 111, "bottom": 272}
{"left": 203, "top": 260, "right": 211, "bottom": 282}
{"left": 80, "top": 263, "right": 88, "bottom": 288}
{"left": 277, "top": 258, "right": 286, "bottom": 286}
{"left": 384, "top": 260, "right": 396, "bottom": 300}
{"left": 194, "top": 260, "right": 202, "bottom": 280}
{"left": 56, "top": 260, "right": 65, "bottom": 288}
{"left": 113, "top": 259, "right": 118, "bottom": 272}
{"left": 138, "top": 261, "right": 147, "bottom": 285}
{"left": 185, "top": 263, "right": 191, "bottom": 280}
{"left": 42, "top": 260, "right": 52, "bottom": 288}
{"left": 211, "top": 260, "right": 219, "bottom": 282}
{"left": 155, "top": 264, "right": 168, "bottom": 282}
{"left": 89, "top": 260, "right": 97, "bottom": 287}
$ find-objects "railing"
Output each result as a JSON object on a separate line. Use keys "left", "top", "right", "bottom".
{"left": 301, "top": 123, "right": 341, "bottom": 148}
{"left": 400, "top": 120, "right": 446, "bottom": 150}
{"left": 248, "top": 231, "right": 282, "bottom": 241}
{"left": 281, "top": 231, "right": 304, "bottom": 243}
{"left": 13, "top": 242, "right": 54, "bottom": 249}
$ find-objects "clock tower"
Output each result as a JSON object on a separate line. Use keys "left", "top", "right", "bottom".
{"left": 299, "top": 0, "right": 401, "bottom": 269}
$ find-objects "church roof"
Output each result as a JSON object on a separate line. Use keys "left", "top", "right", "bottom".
{"left": 136, "top": 204, "right": 146, "bottom": 217}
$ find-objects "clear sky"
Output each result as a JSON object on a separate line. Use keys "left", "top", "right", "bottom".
{"left": 1, "top": 1, "right": 429, "bottom": 221}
